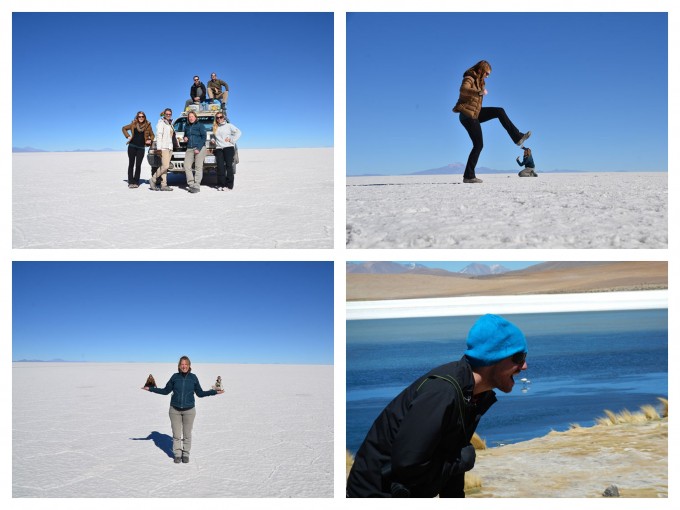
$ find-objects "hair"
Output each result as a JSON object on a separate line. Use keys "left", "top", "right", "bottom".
{"left": 178, "top": 356, "right": 192, "bottom": 372}
{"left": 133, "top": 111, "right": 147, "bottom": 126}
{"left": 211, "top": 72, "right": 217, "bottom": 77}
{"left": 193, "top": 75, "right": 200, "bottom": 80}
{"left": 523, "top": 147, "right": 532, "bottom": 156}
{"left": 212, "top": 112, "right": 226, "bottom": 133}
{"left": 161, "top": 108, "right": 172, "bottom": 117}
{"left": 187, "top": 111, "right": 198, "bottom": 123}
{"left": 465, "top": 60, "right": 492, "bottom": 90}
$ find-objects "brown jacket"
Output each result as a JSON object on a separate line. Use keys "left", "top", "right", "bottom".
{"left": 121, "top": 120, "right": 155, "bottom": 145}
{"left": 452, "top": 69, "right": 485, "bottom": 119}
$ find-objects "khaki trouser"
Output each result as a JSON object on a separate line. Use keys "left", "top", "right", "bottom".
{"left": 184, "top": 146, "right": 207, "bottom": 188}
{"left": 169, "top": 406, "right": 196, "bottom": 459}
{"left": 208, "top": 88, "right": 228, "bottom": 104}
{"left": 151, "top": 149, "right": 172, "bottom": 186}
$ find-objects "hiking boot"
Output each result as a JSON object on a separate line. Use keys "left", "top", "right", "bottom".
{"left": 174, "top": 457, "right": 181, "bottom": 464}
{"left": 128, "top": 184, "right": 134, "bottom": 188}
{"left": 188, "top": 186, "right": 200, "bottom": 194}
{"left": 182, "top": 456, "right": 190, "bottom": 464}
{"left": 160, "top": 186, "right": 174, "bottom": 191}
{"left": 516, "top": 131, "right": 532, "bottom": 146}
{"left": 463, "top": 178, "right": 483, "bottom": 183}
{"left": 149, "top": 176, "right": 158, "bottom": 190}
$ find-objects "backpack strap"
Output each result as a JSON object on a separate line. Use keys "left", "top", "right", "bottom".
{"left": 416, "top": 374, "right": 467, "bottom": 440}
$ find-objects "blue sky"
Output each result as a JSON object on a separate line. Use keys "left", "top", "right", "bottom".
{"left": 12, "top": 12, "right": 333, "bottom": 151}
{"left": 347, "top": 12, "right": 668, "bottom": 175}
{"left": 12, "top": 262, "right": 334, "bottom": 364}
{"left": 410, "top": 261, "right": 539, "bottom": 272}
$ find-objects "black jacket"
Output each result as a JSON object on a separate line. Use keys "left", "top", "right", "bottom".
{"left": 346, "top": 357, "right": 496, "bottom": 497}
{"left": 190, "top": 81, "right": 207, "bottom": 102}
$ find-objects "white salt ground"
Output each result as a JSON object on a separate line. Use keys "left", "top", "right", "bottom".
{"left": 346, "top": 173, "right": 667, "bottom": 248}
{"left": 12, "top": 363, "right": 333, "bottom": 497}
{"left": 13, "top": 148, "right": 333, "bottom": 249}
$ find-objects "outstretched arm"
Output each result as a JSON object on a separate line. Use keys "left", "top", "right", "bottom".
{"left": 145, "top": 377, "right": 173, "bottom": 395}
{"left": 194, "top": 377, "right": 220, "bottom": 397}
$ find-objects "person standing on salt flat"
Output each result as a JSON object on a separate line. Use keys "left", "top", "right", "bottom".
{"left": 452, "top": 60, "right": 532, "bottom": 183}
{"left": 142, "top": 356, "right": 224, "bottom": 464}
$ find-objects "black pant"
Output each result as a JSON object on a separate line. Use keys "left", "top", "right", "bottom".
{"left": 127, "top": 146, "right": 145, "bottom": 184}
{"left": 215, "top": 147, "right": 235, "bottom": 189}
{"left": 459, "top": 107, "right": 522, "bottom": 179}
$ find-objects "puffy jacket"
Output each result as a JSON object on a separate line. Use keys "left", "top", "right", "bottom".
{"left": 149, "top": 371, "right": 216, "bottom": 409}
{"left": 346, "top": 357, "right": 496, "bottom": 498}
{"left": 184, "top": 121, "right": 207, "bottom": 149}
{"left": 155, "top": 118, "right": 175, "bottom": 150}
{"left": 452, "top": 69, "right": 485, "bottom": 119}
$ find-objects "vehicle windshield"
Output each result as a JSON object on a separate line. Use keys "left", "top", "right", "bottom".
{"left": 173, "top": 116, "right": 215, "bottom": 133}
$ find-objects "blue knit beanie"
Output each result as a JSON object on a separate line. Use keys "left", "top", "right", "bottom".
{"left": 464, "top": 314, "right": 527, "bottom": 367}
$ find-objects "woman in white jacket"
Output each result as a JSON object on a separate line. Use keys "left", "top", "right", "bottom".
{"left": 212, "top": 113, "right": 242, "bottom": 191}
{"left": 150, "top": 108, "right": 175, "bottom": 191}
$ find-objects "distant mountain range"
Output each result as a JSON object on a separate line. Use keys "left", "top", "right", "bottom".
{"left": 346, "top": 261, "right": 513, "bottom": 276}
{"left": 13, "top": 358, "right": 80, "bottom": 362}
{"left": 409, "top": 162, "right": 588, "bottom": 175}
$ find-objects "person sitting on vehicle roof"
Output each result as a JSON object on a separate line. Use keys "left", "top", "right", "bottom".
{"left": 185, "top": 75, "right": 207, "bottom": 108}
{"left": 207, "top": 72, "right": 229, "bottom": 111}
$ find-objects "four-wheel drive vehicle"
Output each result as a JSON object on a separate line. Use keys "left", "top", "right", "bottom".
{"left": 147, "top": 105, "right": 238, "bottom": 179}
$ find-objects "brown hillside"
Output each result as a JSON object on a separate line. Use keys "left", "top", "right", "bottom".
{"left": 347, "top": 261, "right": 667, "bottom": 301}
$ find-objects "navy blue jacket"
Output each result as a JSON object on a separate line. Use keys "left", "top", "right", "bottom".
{"left": 149, "top": 371, "right": 216, "bottom": 409}
{"left": 517, "top": 155, "right": 535, "bottom": 168}
{"left": 184, "top": 121, "right": 207, "bottom": 149}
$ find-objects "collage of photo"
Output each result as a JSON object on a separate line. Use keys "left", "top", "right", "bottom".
{"left": 5, "top": 0, "right": 673, "bottom": 506}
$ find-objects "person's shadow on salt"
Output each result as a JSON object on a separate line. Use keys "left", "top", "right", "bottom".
{"left": 130, "top": 431, "right": 173, "bottom": 458}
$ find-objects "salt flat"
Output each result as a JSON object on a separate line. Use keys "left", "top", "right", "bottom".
{"left": 13, "top": 148, "right": 333, "bottom": 249}
{"left": 12, "top": 363, "right": 333, "bottom": 497}
{"left": 346, "top": 173, "right": 667, "bottom": 248}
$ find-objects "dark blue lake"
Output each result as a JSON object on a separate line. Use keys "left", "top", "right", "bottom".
{"left": 346, "top": 309, "right": 667, "bottom": 454}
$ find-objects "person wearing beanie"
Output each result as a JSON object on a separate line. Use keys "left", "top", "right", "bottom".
{"left": 346, "top": 314, "right": 527, "bottom": 498}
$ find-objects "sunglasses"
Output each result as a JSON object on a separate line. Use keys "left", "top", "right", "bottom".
{"left": 164, "top": 113, "right": 172, "bottom": 117}
{"left": 216, "top": 116, "right": 224, "bottom": 119}
{"left": 137, "top": 116, "right": 145, "bottom": 119}
{"left": 511, "top": 351, "right": 527, "bottom": 365}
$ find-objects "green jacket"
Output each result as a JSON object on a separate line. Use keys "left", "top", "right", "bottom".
{"left": 150, "top": 371, "right": 216, "bottom": 409}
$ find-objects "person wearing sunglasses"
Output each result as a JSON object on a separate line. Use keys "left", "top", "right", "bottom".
{"left": 347, "top": 314, "right": 528, "bottom": 498}
{"left": 212, "top": 113, "right": 242, "bottom": 191}
{"left": 207, "top": 72, "right": 229, "bottom": 112}
{"left": 185, "top": 75, "right": 207, "bottom": 108}
{"left": 150, "top": 108, "right": 175, "bottom": 191}
{"left": 452, "top": 60, "right": 532, "bottom": 183}
{"left": 121, "top": 111, "right": 154, "bottom": 188}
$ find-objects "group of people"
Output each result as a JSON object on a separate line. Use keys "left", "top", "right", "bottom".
{"left": 185, "top": 72, "right": 229, "bottom": 111}
{"left": 452, "top": 60, "right": 537, "bottom": 181}
{"left": 121, "top": 72, "right": 241, "bottom": 192}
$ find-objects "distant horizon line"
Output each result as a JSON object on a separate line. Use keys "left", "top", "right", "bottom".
{"left": 13, "top": 146, "right": 333, "bottom": 153}
{"left": 12, "top": 360, "right": 333, "bottom": 366}
{"left": 348, "top": 168, "right": 667, "bottom": 176}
